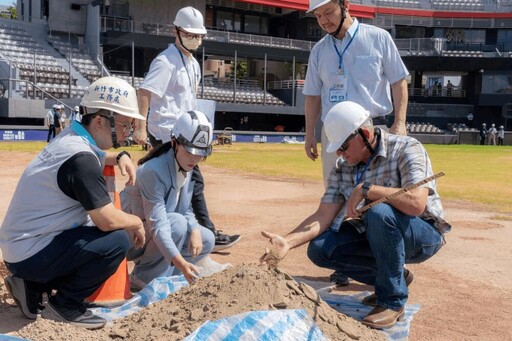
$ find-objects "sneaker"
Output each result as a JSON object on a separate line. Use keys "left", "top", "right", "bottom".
{"left": 4, "top": 276, "right": 44, "bottom": 320}
{"left": 46, "top": 297, "right": 106, "bottom": 329}
{"left": 329, "top": 271, "right": 350, "bottom": 287}
{"left": 212, "top": 232, "right": 241, "bottom": 252}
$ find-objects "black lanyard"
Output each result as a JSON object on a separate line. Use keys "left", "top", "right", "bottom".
{"left": 177, "top": 46, "right": 196, "bottom": 97}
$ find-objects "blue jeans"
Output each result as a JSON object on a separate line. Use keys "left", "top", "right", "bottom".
{"left": 307, "top": 203, "right": 444, "bottom": 310}
{"left": 6, "top": 226, "right": 130, "bottom": 310}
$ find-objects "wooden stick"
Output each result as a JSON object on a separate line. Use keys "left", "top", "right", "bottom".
{"left": 356, "top": 172, "right": 445, "bottom": 214}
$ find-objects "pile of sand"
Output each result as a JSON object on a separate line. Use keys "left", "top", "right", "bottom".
{"left": 11, "top": 263, "right": 385, "bottom": 340}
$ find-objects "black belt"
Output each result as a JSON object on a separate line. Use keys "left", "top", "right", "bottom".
{"left": 372, "top": 116, "right": 388, "bottom": 126}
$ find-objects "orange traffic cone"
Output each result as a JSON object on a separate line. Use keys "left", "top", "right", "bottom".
{"left": 86, "top": 165, "right": 132, "bottom": 306}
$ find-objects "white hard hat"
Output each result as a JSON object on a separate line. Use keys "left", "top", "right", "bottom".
{"left": 492, "top": 123, "right": 495, "bottom": 127}
{"left": 482, "top": 123, "right": 486, "bottom": 126}
{"left": 80, "top": 76, "right": 144, "bottom": 120}
{"left": 499, "top": 125, "right": 504, "bottom": 129}
{"left": 173, "top": 110, "right": 213, "bottom": 157}
{"left": 173, "top": 6, "right": 207, "bottom": 35}
{"left": 324, "top": 101, "right": 370, "bottom": 153}
{"left": 52, "top": 104, "right": 58, "bottom": 109}
{"left": 74, "top": 106, "right": 79, "bottom": 111}
{"left": 308, "top": 0, "right": 332, "bottom": 13}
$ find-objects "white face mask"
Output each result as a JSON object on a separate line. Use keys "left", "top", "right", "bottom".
{"left": 181, "top": 35, "right": 202, "bottom": 51}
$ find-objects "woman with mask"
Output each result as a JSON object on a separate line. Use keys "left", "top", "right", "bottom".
{"left": 121, "top": 110, "right": 215, "bottom": 288}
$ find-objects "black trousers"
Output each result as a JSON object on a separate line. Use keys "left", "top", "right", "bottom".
{"left": 148, "top": 133, "right": 216, "bottom": 234}
{"left": 47, "top": 125, "right": 55, "bottom": 142}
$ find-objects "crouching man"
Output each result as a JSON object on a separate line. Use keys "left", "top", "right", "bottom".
{"left": 0, "top": 77, "right": 146, "bottom": 329}
{"left": 261, "top": 101, "right": 449, "bottom": 329}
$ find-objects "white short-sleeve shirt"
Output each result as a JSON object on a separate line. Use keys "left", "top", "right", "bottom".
{"left": 141, "top": 44, "right": 201, "bottom": 142}
{"left": 303, "top": 19, "right": 409, "bottom": 122}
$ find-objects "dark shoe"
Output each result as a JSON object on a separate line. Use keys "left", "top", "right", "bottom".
{"left": 362, "top": 269, "right": 414, "bottom": 307}
{"left": 329, "top": 271, "right": 350, "bottom": 287}
{"left": 4, "top": 276, "right": 44, "bottom": 320}
{"left": 362, "top": 306, "right": 405, "bottom": 329}
{"left": 213, "top": 232, "right": 241, "bottom": 252}
{"left": 46, "top": 297, "right": 106, "bottom": 329}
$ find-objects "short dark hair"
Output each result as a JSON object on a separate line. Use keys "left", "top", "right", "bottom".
{"left": 81, "top": 109, "right": 110, "bottom": 126}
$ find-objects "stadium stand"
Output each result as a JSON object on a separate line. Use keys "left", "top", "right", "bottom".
{"left": 0, "top": 0, "right": 510, "bottom": 139}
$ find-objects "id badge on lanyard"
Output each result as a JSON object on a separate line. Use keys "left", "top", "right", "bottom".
{"left": 329, "top": 73, "right": 348, "bottom": 103}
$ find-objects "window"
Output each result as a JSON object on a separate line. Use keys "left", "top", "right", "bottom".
{"left": 216, "top": 11, "right": 241, "bottom": 31}
{"left": 244, "top": 15, "right": 267, "bottom": 35}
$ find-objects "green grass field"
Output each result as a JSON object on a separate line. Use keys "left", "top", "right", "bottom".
{"left": 2, "top": 141, "right": 511, "bottom": 213}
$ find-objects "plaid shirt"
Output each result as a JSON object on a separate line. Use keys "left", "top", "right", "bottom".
{"left": 322, "top": 129, "right": 450, "bottom": 234}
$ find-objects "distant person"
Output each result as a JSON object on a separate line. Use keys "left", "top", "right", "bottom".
{"left": 133, "top": 6, "right": 240, "bottom": 251}
{"left": 45, "top": 104, "right": 57, "bottom": 142}
{"left": 261, "top": 101, "right": 449, "bottom": 330}
{"left": 122, "top": 111, "right": 215, "bottom": 289}
{"left": 446, "top": 80, "right": 453, "bottom": 96}
{"left": 466, "top": 112, "right": 473, "bottom": 128}
{"left": 53, "top": 104, "right": 62, "bottom": 135}
{"left": 0, "top": 77, "right": 146, "bottom": 329}
{"left": 497, "top": 125, "right": 505, "bottom": 146}
{"left": 436, "top": 81, "right": 442, "bottom": 96}
{"left": 479, "top": 123, "right": 487, "bottom": 145}
{"left": 488, "top": 123, "right": 497, "bottom": 145}
{"left": 59, "top": 105, "right": 68, "bottom": 129}
{"left": 69, "top": 105, "right": 82, "bottom": 123}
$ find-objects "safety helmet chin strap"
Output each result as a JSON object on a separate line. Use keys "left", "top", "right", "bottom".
{"left": 106, "top": 112, "right": 121, "bottom": 149}
{"left": 357, "top": 127, "right": 380, "bottom": 155}
{"left": 176, "top": 28, "right": 196, "bottom": 54}
{"left": 330, "top": 0, "right": 346, "bottom": 37}
{"left": 172, "top": 140, "right": 188, "bottom": 172}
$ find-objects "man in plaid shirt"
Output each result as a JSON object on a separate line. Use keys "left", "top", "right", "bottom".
{"left": 261, "top": 101, "right": 449, "bottom": 330}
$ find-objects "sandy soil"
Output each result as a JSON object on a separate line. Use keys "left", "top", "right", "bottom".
{"left": 0, "top": 151, "right": 511, "bottom": 340}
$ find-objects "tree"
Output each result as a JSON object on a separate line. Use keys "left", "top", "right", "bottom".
{"left": 0, "top": 5, "right": 17, "bottom": 19}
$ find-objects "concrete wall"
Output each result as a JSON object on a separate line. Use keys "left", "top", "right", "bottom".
{"left": 459, "top": 130, "right": 512, "bottom": 145}
{"left": 0, "top": 98, "right": 45, "bottom": 119}
{"left": 129, "top": 0, "right": 206, "bottom": 25}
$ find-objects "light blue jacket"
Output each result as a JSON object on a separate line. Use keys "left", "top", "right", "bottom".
{"left": 121, "top": 148, "right": 198, "bottom": 261}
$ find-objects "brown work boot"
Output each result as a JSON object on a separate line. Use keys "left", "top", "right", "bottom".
{"left": 362, "top": 306, "right": 405, "bottom": 329}
{"left": 362, "top": 269, "right": 414, "bottom": 307}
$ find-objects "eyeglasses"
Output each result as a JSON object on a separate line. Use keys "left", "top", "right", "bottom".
{"left": 337, "top": 130, "right": 359, "bottom": 153}
{"left": 180, "top": 30, "right": 205, "bottom": 40}
{"left": 115, "top": 119, "right": 133, "bottom": 134}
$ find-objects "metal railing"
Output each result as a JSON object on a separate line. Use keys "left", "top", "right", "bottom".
{"left": 409, "top": 87, "right": 466, "bottom": 98}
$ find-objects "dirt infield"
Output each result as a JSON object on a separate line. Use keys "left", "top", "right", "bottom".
{"left": 0, "top": 151, "right": 511, "bottom": 340}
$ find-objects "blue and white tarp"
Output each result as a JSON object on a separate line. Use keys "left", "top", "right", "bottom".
{"left": 319, "top": 289, "right": 420, "bottom": 341}
{"left": 2, "top": 258, "right": 419, "bottom": 340}
{"left": 184, "top": 309, "right": 328, "bottom": 341}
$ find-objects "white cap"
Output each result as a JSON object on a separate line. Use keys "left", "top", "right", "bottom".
{"left": 172, "top": 110, "right": 213, "bottom": 157}
{"left": 173, "top": 6, "right": 207, "bottom": 35}
{"left": 324, "top": 101, "right": 370, "bottom": 153}
{"left": 308, "top": 0, "right": 332, "bottom": 13}
{"left": 80, "top": 76, "right": 144, "bottom": 120}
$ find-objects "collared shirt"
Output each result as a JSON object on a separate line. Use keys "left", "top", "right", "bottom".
{"left": 141, "top": 44, "right": 201, "bottom": 143}
{"left": 322, "top": 129, "right": 450, "bottom": 234}
{"left": 303, "top": 18, "right": 409, "bottom": 121}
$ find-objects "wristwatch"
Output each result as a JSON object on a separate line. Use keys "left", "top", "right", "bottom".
{"left": 362, "top": 181, "right": 372, "bottom": 200}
